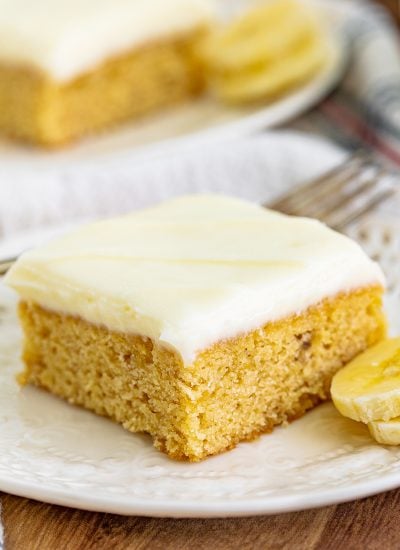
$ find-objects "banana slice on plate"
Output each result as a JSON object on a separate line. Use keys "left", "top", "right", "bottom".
{"left": 331, "top": 338, "right": 400, "bottom": 424}
{"left": 368, "top": 418, "right": 400, "bottom": 445}
{"left": 213, "top": 35, "right": 328, "bottom": 102}
{"left": 200, "top": 0, "right": 330, "bottom": 103}
{"left": 202, "top": 2, "right": 321, "bottom": 71}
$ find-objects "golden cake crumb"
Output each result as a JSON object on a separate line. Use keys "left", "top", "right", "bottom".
{"left": 18, "top": 286, "right": 386, "bottom": 461}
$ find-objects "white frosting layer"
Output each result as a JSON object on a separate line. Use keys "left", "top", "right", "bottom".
{"left": 0, "top": 0, "right": 214, "bottom": 81}
{"left": 5, "top": 195, "right": 385, "bottom": 364}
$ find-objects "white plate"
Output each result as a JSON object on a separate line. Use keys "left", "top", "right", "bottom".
{"left": 1, "top": 136, "right": 400, "bottom": 517}
{"left": 0, "top": 6, "right": 347, "bottom": 167}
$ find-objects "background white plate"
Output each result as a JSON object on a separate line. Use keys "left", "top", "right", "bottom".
{"left": 0, "top": 4, "right": 346, "bottom": 168}
{"left": 0, "top": 134, "right": 399, "bottom": 518}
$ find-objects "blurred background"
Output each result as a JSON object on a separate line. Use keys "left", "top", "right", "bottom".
{"left": 0, "top": 0, "right": 399, "bottom": 245}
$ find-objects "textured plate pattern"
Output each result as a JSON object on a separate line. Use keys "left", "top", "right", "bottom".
{"left": 0, "top": 218, "right": 399, "bottom": 517}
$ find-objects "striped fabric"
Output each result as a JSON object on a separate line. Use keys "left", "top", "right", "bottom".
{"left": 290, "top": 0, "right": 400, "bottom": 166}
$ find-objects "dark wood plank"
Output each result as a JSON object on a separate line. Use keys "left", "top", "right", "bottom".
{"left": 1, "top": 492, "right": 333, "bottom": 550}
{"left": 375, "top": 0, "right": 399, "bottom": 23}
{"left": 3, "top": 490, "right": 400, "bottom": 549}
{"left": 315, "top": 489, "right": 400, "bottom": 550}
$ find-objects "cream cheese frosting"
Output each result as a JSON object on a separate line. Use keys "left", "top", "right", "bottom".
{"left": 5, "top": 195, "right": 385, "bottom": 364}
{"left": 0, "top": 0, "right": 214, "bottom": 81}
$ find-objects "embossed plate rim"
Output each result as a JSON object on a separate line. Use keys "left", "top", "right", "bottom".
{"left": 1, "top": 464, "right": 400, "bottom": 517}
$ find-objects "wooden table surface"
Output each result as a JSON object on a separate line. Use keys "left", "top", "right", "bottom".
{"left": 378, "top": 0, "right": 399, "bottom": 23}
{"left": 2, "top": 488, "right": 400, "bottom": 550}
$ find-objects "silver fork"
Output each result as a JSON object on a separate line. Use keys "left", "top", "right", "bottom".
{"left": 0, "top": 153, "right": 396, "bottom": 277}
{"left": 268, "top": 152, "right": 396, "bottom": 228}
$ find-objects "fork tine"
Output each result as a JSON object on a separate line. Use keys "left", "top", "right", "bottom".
{"left": 268, "top": 150, "right": 395, "bottom": 232}
{"left": 290, "top": 160, "right": 373, "bottom": 218}
{"left": 304, "top": 168, "right": 385, "bottom": 220}
{"left": 328, "top": 188, "right": 395, "bottom": 231}
{"left": 269, "top": 152, "right": 367, "bottom": 214}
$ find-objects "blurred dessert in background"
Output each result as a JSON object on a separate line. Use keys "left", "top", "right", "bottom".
{"left": 0, "top": 0, "right": 213, "bottom": 147}
{"left": 0, "top": 0, "right": 333, "bottom": 148}
{"left": 200, "top": 0, "right": 330, "bottom": 103}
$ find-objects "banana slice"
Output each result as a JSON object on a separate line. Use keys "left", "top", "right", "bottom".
{"left": 213, "top": 35, "right": 328, "bottom": 102}
{"left": 203, "top": 5, "right": 319, "bottom": 72}
{"left": 215, "top": 0, "right": 301, "bottom": 46}
{"left": 331, "top": 338, "right": 400, "bottom": 424}
{"left": 368, "top": 418, "right": 400, "bottom": 445}
{"left": 199, "top": 0, "right": 329, "bottom": 104}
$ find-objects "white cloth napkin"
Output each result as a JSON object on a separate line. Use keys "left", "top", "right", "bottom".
{"left": 0, "top": 132, "right": 344, "bottom": 246}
